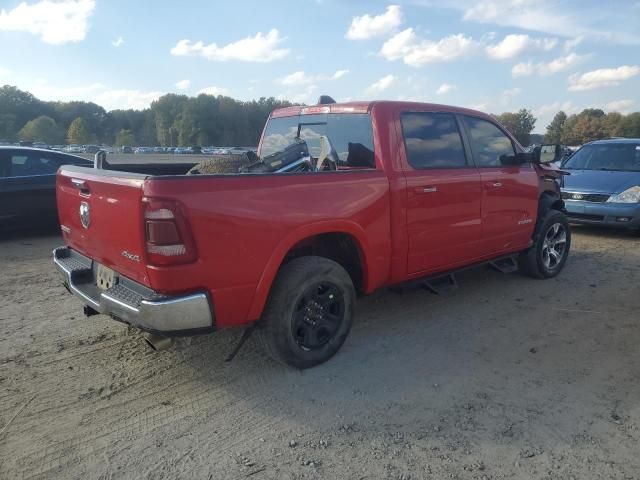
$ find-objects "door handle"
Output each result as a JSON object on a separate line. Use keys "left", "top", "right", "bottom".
{"left": 415, "top": 186, "right": 438, "bottom": 194}
{"left": 71, "top": 178, "right": 90, "bottom": 194}
{"left": 488, "top": 182, "right": 503, "bottom": 188}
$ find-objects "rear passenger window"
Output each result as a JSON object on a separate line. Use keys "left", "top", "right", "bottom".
{"left": 401, "top": 112, "right": 467, "bottom": 169}
{"left": 10, "top": 154, "right": 61, "bottom": 176}
{"left": 462, "top": 116, "right": 515, "bottom": 167}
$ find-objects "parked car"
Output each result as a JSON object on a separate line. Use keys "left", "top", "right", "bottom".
{"left": 65, "top": 145, "right": 84, "bottom": 153}
{"left": 153, "top": 147, "right": 165, "bottom": 154}
{"left": 174, "top": 147, "right": 190, "bottom": 154}
{"left": 32, "top": 141, "right": 49, "bottom": 150}
{"left": 134, "top": 147, "right": 154, "bottom": 154}
{"left": 84, "top": 145, "right": 100, "bottom": 154}
{"left": 53, "top": 100, "right": 570, "bottom": 368}
{"left": 1, "top": 147, "right": 92, "bottom": 228}
{"left": 120, "top": 146, "right": 134, "bottom": 154}
{"left": 561, "top": 138, "right": 640, "bottom": 231}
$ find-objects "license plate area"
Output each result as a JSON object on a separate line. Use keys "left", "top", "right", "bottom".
{"left": 96, "top": 264, "right": 118, "bottom": 290}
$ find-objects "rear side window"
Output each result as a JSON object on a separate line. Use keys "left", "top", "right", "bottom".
{"left": 462, "top": 116, "right": 515, "bottom": 167}
{"left": 9, "top": 153, "right": 61, "bottom": 176}
{"left": 400, "top": 112, "right": 467, "bottom": 169}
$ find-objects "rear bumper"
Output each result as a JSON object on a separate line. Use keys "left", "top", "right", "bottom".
{"left": 53, "top": 246, "right": 215, "bottom": 336}
{"left": 564, "top": 201, "right": 640, "bottom": 229}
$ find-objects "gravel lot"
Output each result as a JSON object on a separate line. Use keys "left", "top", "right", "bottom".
{"left": 1, "top": 226, "right": 639, "bottom": 479}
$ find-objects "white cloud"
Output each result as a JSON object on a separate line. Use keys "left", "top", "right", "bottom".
{"left": 486, "top": 34, "right": 556, "bottom": 60}
{"left": 28, "top": 80, "right": 162, "bottom": 110}
{"left": 346, "top": 5, "right": 402, "bottom": 40}
{"left": 331, "top": 69, "right": 349, "bottom": 80}
{"left": 94, "top": 89, "right": 164, "bottom": 111}
{"left": 604, "top": 99, "right": 635, "bottom": 114}
{"left": 512, "top": 61, "right": 535, "bottom": 77}
{"left": 499, "top": 87, "right": 522, "bottom": 106}
{"left": 0, "top": 0, "right": 95, "bottom": 45}
{"left": 534, "top": 101, "right": 579, "bottom": 118}
{"left": 277, "top": 84, "right": 318, "bottom": 105}
{"left": 512, "top": 52, "right": 587, "bottom": 77}
{"left": 466, "top": 87, "right": 522, "bottom": 113}
{"left": 279, "top": 70, "right": 350, "bottom": 86}
{"left": 112, "top": 36, "right": 124, "bottom": 47}
{"left": 563, "top": 36, "right": 583, "bottom": 52}
{"left": 279, "top": 71, "right": 314, "bottom": 86}
{"left": 381, "top": 28, "right": 478, "bottom": 67}
{"left": 198, "top": 86, "right": 230, "bottom": 96}
{"left": 175, "top": 79, "right": 191, "bottom": 90}
{"left": 417, "top": 1, "right": 640, "bottom": 45}
{"left": 534, "top": 100, "right": 580, "bottom": 130}
{"left": 436, "top": 83, "right": 457, "bottom": 95}
{"left": 171, "top": 29, "right": 290, "bottom": 62}
{"left": 459, "top": 0, "right": 639, "bottom": 45}
{"left": 568, "top": 65, "right": 640, "bottom": 91}
{"left": 366, "top": 74, "right": 396, "bottom": 95}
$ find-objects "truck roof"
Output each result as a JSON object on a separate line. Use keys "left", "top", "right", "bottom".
{"left": 270, "top": 100, "right": 492, "bottom": 120}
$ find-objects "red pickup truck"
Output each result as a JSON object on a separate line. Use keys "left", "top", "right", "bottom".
{"left": 53, "top": 100, "right": 570, "bottom": 368}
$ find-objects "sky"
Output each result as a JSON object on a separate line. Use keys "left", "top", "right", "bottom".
{"left": 0, "top": 0, "right": 639, "bottom": 132}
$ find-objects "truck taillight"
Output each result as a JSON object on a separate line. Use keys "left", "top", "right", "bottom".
{"left": 142, "top": 198, "right": 197, "bottom": 266}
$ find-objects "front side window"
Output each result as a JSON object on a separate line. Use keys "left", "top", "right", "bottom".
{"left": 563, "top": 143, "right": 640, "bottom": 172}
{"left": 400, "top": 112, "right": 467, "bottom": 169}
{"left": 463, "top": 116, "right": 515, "bottom": 167}
{"left": 260, "top": 113, "right": 375, "bottom": 169}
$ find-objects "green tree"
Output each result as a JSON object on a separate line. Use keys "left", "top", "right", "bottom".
{"left": 114, "top": 129, "right": 135, "bottom": 147}
{"left": 0, "top": 85, "right": 52, "bottom": 141}
{"left": 18, "top": 115, "right": 64, "bottom": 144}
{"left": 495, "top": 109, "right": 537, "bottom": 146}
{"left": 618, "top": 112, "right": 640, "bottom": 138}
{"left": 601, "top": 112, "right": 624, "bottom": 137}
{"left": 67, "top": 117, "right": 94, "bottom": 144}
{"left": 545, "top": 111, "right": 567, "bottom": 144}
{"left": 561, "top": 109, "right": 608, "bottom": 145}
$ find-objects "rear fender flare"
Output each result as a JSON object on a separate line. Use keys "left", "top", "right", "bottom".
{"left": 246, "top": 221, "right": 372, "bottom": 321}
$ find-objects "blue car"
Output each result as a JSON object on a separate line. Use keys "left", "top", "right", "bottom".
{"left": 561, "top": 138, "right": 640, "bottom": 231}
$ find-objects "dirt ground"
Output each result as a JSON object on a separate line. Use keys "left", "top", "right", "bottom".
{"left": 1, "top": 226, "right": 639, "bottom": 480}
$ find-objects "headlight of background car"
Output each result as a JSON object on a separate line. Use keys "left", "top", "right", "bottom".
{"left": 607, "top": 186, "right": 640, "bottom": 203}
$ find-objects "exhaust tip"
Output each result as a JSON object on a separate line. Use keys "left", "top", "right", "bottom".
{"left": 143, "top": 332, "right": 173, "bottom": 351}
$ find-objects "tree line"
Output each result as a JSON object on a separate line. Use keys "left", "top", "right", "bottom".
{"left": 1, "top": 84, "right": 639, "bottom": 148}
{"left": 494, "top": 108, "right": 640, "bottom": 147}
{"left": 0, "top": 85, "right": 291, "bottom": 147}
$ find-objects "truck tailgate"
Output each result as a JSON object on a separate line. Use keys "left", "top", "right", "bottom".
{"left": 57, "top": 166, "right": 150, "bottom": 286}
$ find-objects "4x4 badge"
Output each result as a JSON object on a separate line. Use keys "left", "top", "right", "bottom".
{"left": 79, "top": 202, "right": 90, "bottom": 229}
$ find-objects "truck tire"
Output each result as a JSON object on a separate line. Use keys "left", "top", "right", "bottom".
{"left": 519, "top": 210, "right": 571, "bottom": 279}
{"left": 257, "top": 256, "right": 355, "bottom": 369}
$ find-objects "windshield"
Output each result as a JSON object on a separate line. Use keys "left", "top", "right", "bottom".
{"left": 563, "top": 143, "right": 640, "bottom": 171}
{"left": 260, "top": 113, "right": 375, "bottom": 168}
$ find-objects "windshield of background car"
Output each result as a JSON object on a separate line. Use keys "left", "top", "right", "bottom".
{"left": 563, "top": 143, "right": 640, "bottom": 171}
{"left": 260, "top": 113, "right": 375, "bottom": 168}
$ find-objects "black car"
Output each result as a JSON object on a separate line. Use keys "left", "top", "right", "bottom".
{"left": 0, "top": 147, "right": 92, "bottom": 229}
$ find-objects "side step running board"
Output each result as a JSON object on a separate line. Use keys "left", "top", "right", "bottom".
{"left": 489, "top": 256, "right": 519, "bottom": 274}
{"left": 422, "top": 273, "right": 458, "bottom": 295}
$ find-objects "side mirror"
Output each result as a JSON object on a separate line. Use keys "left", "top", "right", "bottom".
{"left": 500, "top": 152, "right": 534, "bottom": 166}
{"left": 538, "top": 144, "right": 561, "bottom": 164}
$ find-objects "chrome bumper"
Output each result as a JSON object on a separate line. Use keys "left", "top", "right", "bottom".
{"left": 53, "top": 246, "right": 214, "bottom": 336}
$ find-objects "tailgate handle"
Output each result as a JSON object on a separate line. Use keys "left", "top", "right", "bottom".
{"left": 71, "top": 178, "right": 90, "bottom": 194}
